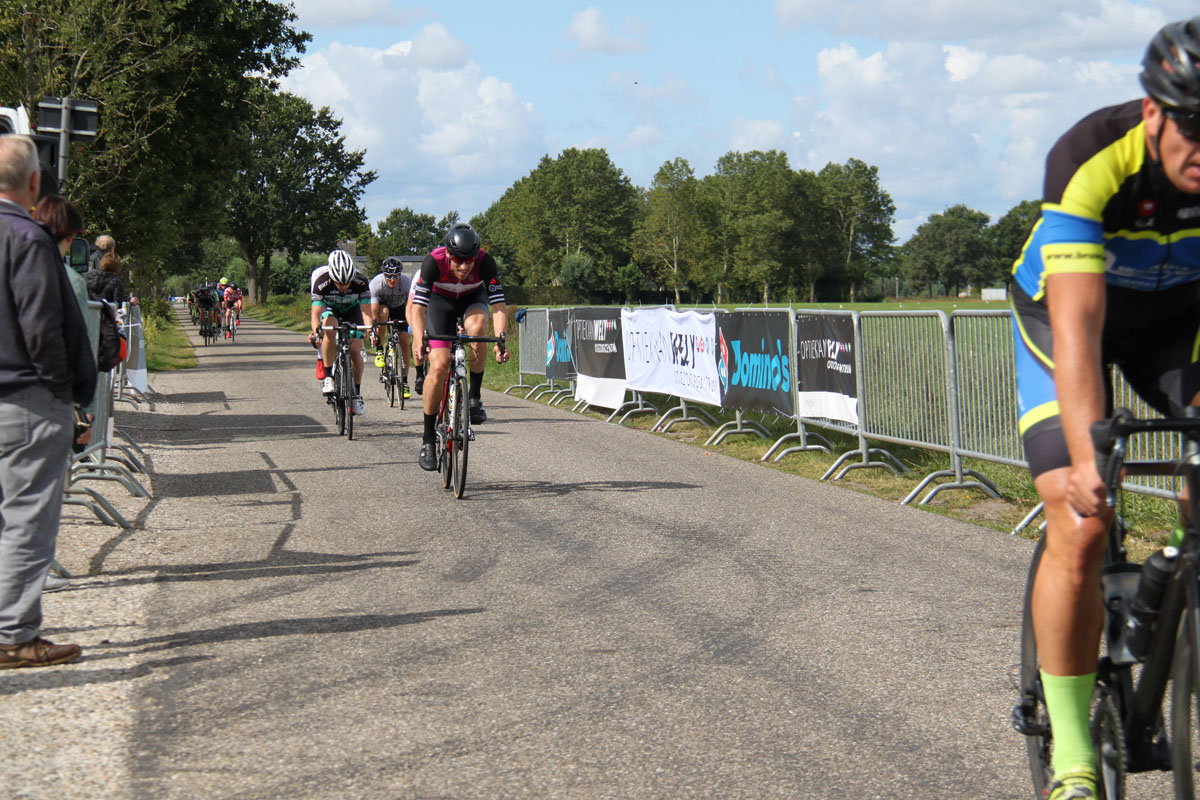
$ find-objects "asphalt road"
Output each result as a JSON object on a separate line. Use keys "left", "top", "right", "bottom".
{"left": 22, "top": 307, "right": 1153, "bottom": 799}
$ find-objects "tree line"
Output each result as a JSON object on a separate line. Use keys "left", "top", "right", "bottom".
{"left": 2, "top": 0, "right": 1041, "bottom": 307}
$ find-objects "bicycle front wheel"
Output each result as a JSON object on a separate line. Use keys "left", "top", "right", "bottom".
{"left": 384, "top": 344, "right": 396, "bottom": 407}
{"left": 1019, "top": 536, "right": 1053, "bottom": 798}
{"left": 1172, "top": 595, "right": 1200, "bottom": 798}
{"left": 452, "top": 374, "right": 469, "bottom": 499}
{"left": 343, "top": 347, "right": 356, "bottom": 441}
{"left": 440, "top": 379, "right": 454, "bottom": 489}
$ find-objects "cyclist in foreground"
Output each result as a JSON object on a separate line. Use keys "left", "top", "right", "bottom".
{"left": 1012, "top": 17, "right": 1200, "bottom": 799}
{"left": 309, "top": 250, "right": 372, "bottom": 416}
{"left": 409, "top": 222, "right": 508, "bottom": 471}
{"left": 368, "top": 256, "right": 412, "bottom": 398}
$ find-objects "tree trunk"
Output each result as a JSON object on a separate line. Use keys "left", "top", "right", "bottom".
{"left": 849, "top": 280, "right": 857, "bottom": 303}
{"left": 762, "top": 278, "right": 769, "bottom": 306}
{"left": 257, "top": 251, "right": 272, "bottom": 304}
{"left": 241, "top": 245, "right": 260, "bottom": 307}
{"left": 808, "top": 281, "right": 815, "bottom": 303}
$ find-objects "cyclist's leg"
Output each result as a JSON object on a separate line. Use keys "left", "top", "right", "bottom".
{"left": 1013, "top": 289, "right": 1103, "bottom": 781}
{"left": 349, "top": 337, "right": 365, "bottom": 386}
{"left": 319, "top": 312, "right": 338, "bottom": 379}
{"left": 462, "top": 304, "right": 489, "bottom": 420}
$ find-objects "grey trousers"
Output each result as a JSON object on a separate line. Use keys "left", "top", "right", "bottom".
{"left": 0, "top": 383, "right": 72, "bottom": 644}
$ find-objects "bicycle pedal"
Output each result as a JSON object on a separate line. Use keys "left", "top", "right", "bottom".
{"left": 467, "top": 428, "right": 475, "bottom": 442}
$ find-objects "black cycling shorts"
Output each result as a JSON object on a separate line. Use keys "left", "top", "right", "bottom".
{"left": 320, "top": 304, "right": 367, "bottom": 339}
{"left": 1012, "top": 282, "right": 1200, "bottom": 477}
{"left": 382, "top": 305, "right": 407, "bottom": 329}
{"left": 424, "top": 289, "right": 488, "bottom": 346}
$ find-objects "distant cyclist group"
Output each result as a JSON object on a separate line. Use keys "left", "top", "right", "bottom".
{"left": 186, "top": 276, "right": 242, "bottom": 343}
{"left": 307, "top": 222, "right": 508, "bottom": 468}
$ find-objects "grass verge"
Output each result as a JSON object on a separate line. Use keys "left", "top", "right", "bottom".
{"left": 244, "top": 296, "right": 1180, "bottom": 559}
{"left": 144, "top": 305, "right": 197, "bottom": 371}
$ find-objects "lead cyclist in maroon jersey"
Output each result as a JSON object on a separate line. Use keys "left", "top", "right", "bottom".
{"left": 410, "top": 222, "right": 509, "bottom": 471}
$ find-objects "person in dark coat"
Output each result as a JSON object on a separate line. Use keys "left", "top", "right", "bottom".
{"left": 0, "top": 134, "right": 97, "bottom": 668}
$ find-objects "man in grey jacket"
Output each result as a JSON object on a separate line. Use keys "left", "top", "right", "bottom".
{"left": 0, "top": 134, "right": 97, "bottom": 668}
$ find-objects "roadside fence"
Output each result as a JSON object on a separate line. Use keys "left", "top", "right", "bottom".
{"left": 506, "top": 304, "right": 1180, "bottom": 534}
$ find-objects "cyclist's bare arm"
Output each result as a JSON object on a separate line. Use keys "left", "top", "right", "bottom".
{"left": 1046, "top": 271, "right": 1108, "bottom": 516}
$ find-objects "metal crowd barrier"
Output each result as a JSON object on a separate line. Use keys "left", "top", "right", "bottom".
{"left": 505, "top": 307, "right": 550, "bottom": 398}
{"left": 62, "top": 300, "right": 152, "bottom": 531}
{"left": 507, "top": 304, "right": 1184, "bottom": 527}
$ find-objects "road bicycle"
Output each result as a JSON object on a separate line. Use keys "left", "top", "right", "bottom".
{"left": 224, "top": 305, "right": 237, "bottom": 343}
{"left": 200, "top": 306, "right": 217, "bottom": 346}
{"left": 375, "top": 319, "right": 408, "bottom": 409}
{"left": 323, "top": 321, "right": 371, "bottom": 440}
{"left": 425, "top": 330, "right": 505, "bottom": 499}
{"left": 1014, "top": 407, "right": 1200, "bottom": 799}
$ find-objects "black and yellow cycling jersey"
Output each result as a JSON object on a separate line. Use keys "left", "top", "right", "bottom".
{"left": 1012, "top": 99, "right": 1200, "bottom": 300}
{"left": 1011, "top": 99, "right": 1200, "bottom": 476}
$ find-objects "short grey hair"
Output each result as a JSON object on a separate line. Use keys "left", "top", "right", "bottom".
{"left": 95, "top": 234, "right": 116, "bottom": 252}
{"left": 0, "top": 135, "right": 37, "bottom": 193}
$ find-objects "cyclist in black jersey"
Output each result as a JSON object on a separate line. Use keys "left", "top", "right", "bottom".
{"left": 1013, "top": 17, "right": 1200, "bottom": 799}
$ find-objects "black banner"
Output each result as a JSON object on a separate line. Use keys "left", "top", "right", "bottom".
{"left": 794, "top": 312, "right": 858, "bottom": 423}
{"left": 715, "top": 311, "right": 794, "bottom": 416}
{"left": 571, "top": 307, "right": 625, "bottom": 408}
{"left": 545, "top": 308, "right": 575, "bottom": 381}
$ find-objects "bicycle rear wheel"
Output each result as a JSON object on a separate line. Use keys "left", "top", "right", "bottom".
{"left": 1172, "top": 597, "right": 1200, "bottom": 797}
{"left": 1018, "top": 536, "right": 1054, "bottom": 798}
{"left": 228, "top": 313, "right": 236, "bottom": 342}
{"left": 452, "top": 374, "right": 470, "bottom": 498}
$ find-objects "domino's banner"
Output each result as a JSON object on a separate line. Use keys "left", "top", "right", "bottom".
{"left": 571, "top": 307, "right": 626, "bottom": 409}
{"left": 794, "top": 312, "right": 858, "bottom": 424}
{"left": 621, "top": 307, "right": 720, "bottom": 406}
{"left": 544, "top": 308, "right": 575, "bottom": 381}
{"left": 715, "top": 311, "right": 793, "bottom": 417}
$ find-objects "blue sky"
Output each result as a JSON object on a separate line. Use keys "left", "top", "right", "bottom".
{"left": 283, "top": 0, "right": 1196, "bottom": 242}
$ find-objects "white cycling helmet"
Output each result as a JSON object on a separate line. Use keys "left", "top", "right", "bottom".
{"left": 328, "top": 249, "right": 356, "bottom": 284}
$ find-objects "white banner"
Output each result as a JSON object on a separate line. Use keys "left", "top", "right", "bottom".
{"left": 574, "top": 373, "right": 626, "bottom": 410}
{"left": 621, "top": 308, "right": 720, "bottom": 406}
{"left": 124, "top": 305, "right": 148, "bottom": 393}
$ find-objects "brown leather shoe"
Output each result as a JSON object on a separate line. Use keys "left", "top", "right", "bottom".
{"left": 0, "top": 637, "right": 81, "bottom": 669}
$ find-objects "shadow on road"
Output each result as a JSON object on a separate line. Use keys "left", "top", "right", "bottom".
{"left": 92, "top": 608, "right": 486, "bottom": 656}
{"left": 0, "top": 655, "right": 213, "bottom": 697}
{"left": 468, "top": 479, "right": 700, "bottom": 498}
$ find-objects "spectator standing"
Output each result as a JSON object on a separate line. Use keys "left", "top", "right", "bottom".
{"left": 87, "top": 233, "right": 114, "bottom": 273}
{"left": 86, "top": 252, "right": 127, "bottom": 305}
{"left": 0, "top": 135, "right": 96, "bottom": 668}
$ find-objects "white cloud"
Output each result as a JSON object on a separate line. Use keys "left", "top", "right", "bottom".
{"left": 280, "top": 34, "right": 545, "bottom": 222}
{"left": 729, "top": 117, "right": 785, "bottom": 152}
{"left": 289, "top": 0, "right": 429, "bottom": 29}
{"left": 943, "top": 45, "right": 985, "bottom": 83}
{"left": 622, "top": 124, "right": 662, "bottom": 150}
{"left": 565, "top": 7, "right": 647, "bottom": 54}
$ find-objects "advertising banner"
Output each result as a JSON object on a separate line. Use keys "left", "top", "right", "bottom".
{"left": 622, "top": 307, "right": 720, "bottom": 406}
{"left": 794, "top": 312, "right": 857, "bottom": 424}
{"left": 544, "top": 308, "right": 575, "bottom": 381}
{"left": 571, "top": 307, "right": 626, "bottom": 409}
{"left": 124, "top": 305, "right": 148, "bottom": 393}
{"left": 715, "top": 311, "right": 794, "bottom": 416}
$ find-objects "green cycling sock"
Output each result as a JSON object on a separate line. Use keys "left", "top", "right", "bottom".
{"left": 1040, "top": 670, "right": 1096, "bottom": 775}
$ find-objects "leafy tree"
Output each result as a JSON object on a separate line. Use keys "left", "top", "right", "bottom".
{"left": 0, "top": 0, "right": 309, "bottom": 274}
{"left": 226, "top": 86, "right": 375, "bottom": 303}
{"left": 698, "top": 150, "right": 797, "bottom": 304}
{"left": 367, "top": 207, "right": 440, "bottom": 263}
{"left": 613, "top": 261, "right": 647, "bottom": 303}
{"left": 988, "top": 199, "right": 1040, "bottom": 286}
{"left": 558, "top": 252, "right": 599, "bottom": 298}
{"left": 818, "top": 158, "right": 896, "bottom": 301}
{"left": 632, "top": 158, "right": 704, "bottom": 304}
{"left": 902, "top": 204, "right": 992, "bottom": 296}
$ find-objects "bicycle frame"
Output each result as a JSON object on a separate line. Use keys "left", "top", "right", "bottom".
{"left": 1092, "top": 412, "right": 1200, "bottom": 775}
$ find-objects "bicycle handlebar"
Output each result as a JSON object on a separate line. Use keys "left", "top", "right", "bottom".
{"left": 1090, "top": 408, "right": 1200, "bottom": 506}
{"left": 424, "top": 331, "right": 507, "bottom": 353}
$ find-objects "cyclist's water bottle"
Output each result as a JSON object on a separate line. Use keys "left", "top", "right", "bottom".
{"left": 1123, "top": 546, "right": 1178, "bottom": 661}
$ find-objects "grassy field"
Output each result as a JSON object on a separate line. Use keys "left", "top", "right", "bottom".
{"left": 242, "top": 294, "right": 1178, "bottom": 558}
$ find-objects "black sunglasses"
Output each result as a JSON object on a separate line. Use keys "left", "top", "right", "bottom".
{"left": 1166, "top": 108, "right": 1200, "bottom": 144}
